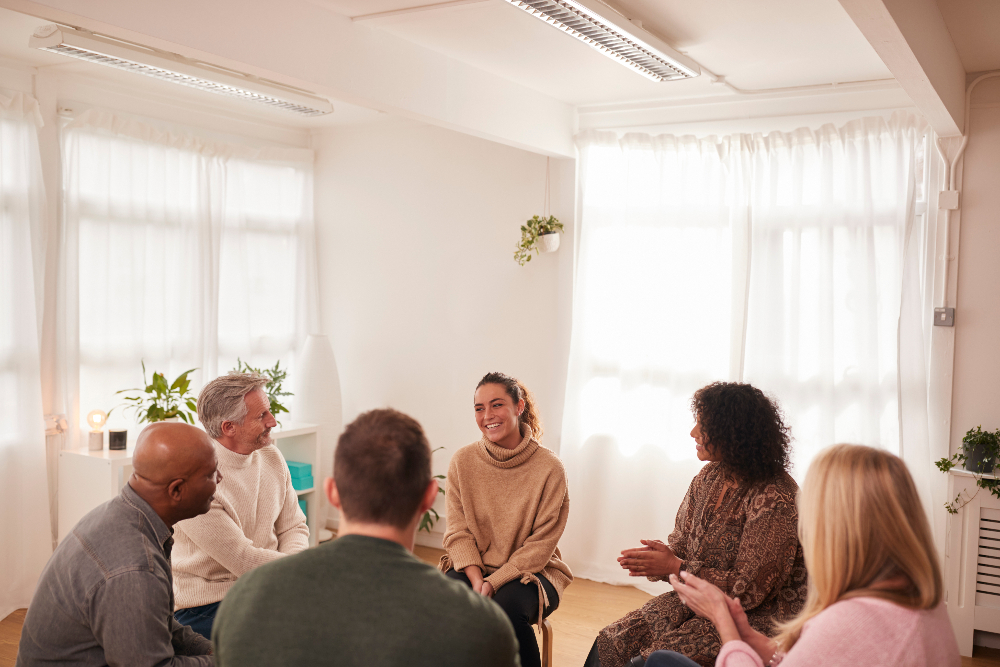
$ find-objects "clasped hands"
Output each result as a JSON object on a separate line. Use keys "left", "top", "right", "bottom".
{"left": 669, "top": 570, "right": 777, "bottom": 665}
{"left": 617, "top": 539, "right": 681, "bottom": 579}
{"left": 463, "top": 565, "right": 495, "bottom": 598}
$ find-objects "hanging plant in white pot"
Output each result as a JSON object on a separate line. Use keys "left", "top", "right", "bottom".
{"left": 514, "top": 215, "right": 564, "bottom": 265}
{"left": 514, "top": 157, "right": 564, "bottom": 266}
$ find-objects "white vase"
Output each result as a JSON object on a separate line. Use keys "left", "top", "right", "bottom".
{"left": 538, "top": 232, "right": 561, "bottom": 253}
{"left": 292, "top": 334, "right": 343, "bottom": 531}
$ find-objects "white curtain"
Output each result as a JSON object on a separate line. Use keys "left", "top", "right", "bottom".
{"left": 61, "top": 109, "right": 319, "bottom": 443}
{"left": 0, "top": 92, "right": 51, "bottom": 619}
{"left": 741, "top": 119, "right": 926, "bottom": 473}
{"left": 562, "top": 113, "right": 930, "bottom": 592}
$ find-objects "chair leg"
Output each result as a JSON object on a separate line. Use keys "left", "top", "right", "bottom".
{"left": 540, "top": 618, "right": 553, "bottom": 667}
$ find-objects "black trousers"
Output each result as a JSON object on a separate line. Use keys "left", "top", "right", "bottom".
{"left": 446, "top": 569, "right": 559, "bottom": 667}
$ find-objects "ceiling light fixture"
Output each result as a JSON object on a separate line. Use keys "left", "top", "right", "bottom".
{"left": 502, "top": 0, "right": 700, "bottom": 82}
{"left": 30, "top": 25, "right": 334, "bottom": 116}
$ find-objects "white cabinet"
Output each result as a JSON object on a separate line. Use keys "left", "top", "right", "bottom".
{"left": 945, "top": 469, "right": 1000, "bottom": 656}
{"left": 58, "top": 423, "right": 321, "bottom": 547}
{"left": 58, "top": 447, "right": 134, "bottom": 543}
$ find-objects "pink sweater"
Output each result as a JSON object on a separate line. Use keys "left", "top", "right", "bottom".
{"left": 717, "top": 598, "right": 959, "bottom": 667}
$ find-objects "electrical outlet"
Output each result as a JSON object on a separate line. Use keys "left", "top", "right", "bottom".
{"left": 934, "top": 307, "right": 955, "bottom": 327}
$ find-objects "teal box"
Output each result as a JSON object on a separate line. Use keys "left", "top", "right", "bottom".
{"left": 291, "top": 475, "right": 314, "bottom": 491}
{"left": 286, "top": 460, "right": 312, "bottom": 479}
{"left": 298, "top": 499, "right": 307, "bottom": 516}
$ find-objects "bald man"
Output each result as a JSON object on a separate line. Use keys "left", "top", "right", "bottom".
{"left": 17, "top": 423, "right": 220, "bottom": 667}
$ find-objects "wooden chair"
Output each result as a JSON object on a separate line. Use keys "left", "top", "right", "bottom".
{"left": 537, "top": 617, "right": 553, "bottom": 667}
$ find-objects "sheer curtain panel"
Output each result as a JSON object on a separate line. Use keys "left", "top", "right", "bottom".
{"left": 562, "top": 114, "right": 930, "bottom": 591}
{"left": 61, "top": 110, "right": 319, "bottom": 444}
{"left": 0, "top": 92, "right": 51, "bottom": 619}
{"left": 742, "top": 117, "right": 929, "bottom": 474}
{"left": 560, "top": 130, "right": 750, "bottom": 591}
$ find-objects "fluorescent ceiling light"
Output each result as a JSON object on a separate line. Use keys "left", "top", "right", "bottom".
{"left": 30, "top": 26, "right": 333, "bottom": 116}
{"left": 502, "top": 0, "right": 700, "bottom": 82}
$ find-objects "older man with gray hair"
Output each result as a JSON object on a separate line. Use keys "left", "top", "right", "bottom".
{"left": 171, "top": 372, "right": 309, "bottom": 640}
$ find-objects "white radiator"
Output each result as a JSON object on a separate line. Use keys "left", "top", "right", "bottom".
{"left": 946, "top": 471, "right": 1000, "bottom": 656}
{"left": 977, "top": 509, "right": 1000, "bottom": 606}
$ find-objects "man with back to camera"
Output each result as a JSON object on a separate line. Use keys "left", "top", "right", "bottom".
{"left": 171, "top": 372, "right": 309, "bottom": 639}
{"left": 16, "top": 422, "right": 218, "bottom": 666}
{"left": 212, "top": 408, "right": 521, "bottom": 667}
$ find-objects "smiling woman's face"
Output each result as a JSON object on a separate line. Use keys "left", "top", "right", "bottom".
{"left": 474, "top": 383, "right": 525, "bottom": 449}
{"left": 691, "top": 414, "right": 720, "bottom": 462}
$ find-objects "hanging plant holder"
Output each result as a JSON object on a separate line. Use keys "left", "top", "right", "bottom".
{"left": 538, "top": 231, "right": 561, "bottom": 253}
{"left": 514, "top": 158, "right": 564, "bottom": 266}
{"left": 514, "top": 215, "right": 563, "bottom": 265}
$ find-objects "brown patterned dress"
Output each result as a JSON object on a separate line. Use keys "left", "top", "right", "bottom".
{"left": 596, "top": 462, "right": 808, "bottom": 667}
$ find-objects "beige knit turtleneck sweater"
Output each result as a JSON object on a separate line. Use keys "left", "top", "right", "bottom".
{"left": 439, "top": 430, "right": 572, "bottom": 621}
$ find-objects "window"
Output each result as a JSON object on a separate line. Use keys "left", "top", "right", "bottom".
{"left": 63, "top": 112, "right": 317, "bottom": 435}
{"left": 561, "top": 116, "right": 932, "bottom": 586}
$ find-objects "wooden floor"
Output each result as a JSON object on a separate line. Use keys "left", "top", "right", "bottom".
{"left": 1, "top": 548, "right": 996, "bottom": 667}
{"left": 415, "top": 546, "right": 654, "bottom": 667}
{"left": 0, "top": 609, "right": 24, "bottom": 667}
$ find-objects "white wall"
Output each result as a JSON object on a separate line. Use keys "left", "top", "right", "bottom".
{"left": 313, "top": 119, "right": 575, "bottom": 540}
{"left": 951, "top": 78, "right": 1000, "bottom": 447}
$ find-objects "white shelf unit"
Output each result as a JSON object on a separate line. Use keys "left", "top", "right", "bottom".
{"left": 58, "top": 422, "right": 322, "bottom": 547}
{"left": 272, "top": 423, "right": 321, "bottom": 547}
{"left": 946, "top": 469, "right": 1000, "bottom": 656}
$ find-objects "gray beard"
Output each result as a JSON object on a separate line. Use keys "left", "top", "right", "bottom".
{"left": 241, "top": 431, "right": 273, "bottom": 452}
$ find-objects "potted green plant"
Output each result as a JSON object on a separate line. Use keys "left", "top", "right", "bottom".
{"left": 514, "top": 215, "right": 564, "bottom": 266}
{"left": 233, "top": 359, "right": 292, "bottom": 425}
{"left": 935, "top": 425, "right": 1000, "bottom": 513}
{"left": 418, "top": 448, "right": 447, "bottom": 533}
{"left": 116, "top": 362, "right": 198, "bottom": 424}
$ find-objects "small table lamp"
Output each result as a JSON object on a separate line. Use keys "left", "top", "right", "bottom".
{"left": 86, "top": 410, "right": 107, "bottom": 451}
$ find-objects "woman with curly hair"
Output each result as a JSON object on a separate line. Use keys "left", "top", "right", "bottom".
{"left": 439, "top": 372, "right": 572, "bottom": 667}
{"left": 584, "top": 382, "right": 808, "bottom": 667}
{"left": 653, "top": 444, "right": 959, "bottom": 667}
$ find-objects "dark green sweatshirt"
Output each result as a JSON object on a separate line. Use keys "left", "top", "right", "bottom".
{"left": 213, "top": 534, "right": 520, "bottom": 667}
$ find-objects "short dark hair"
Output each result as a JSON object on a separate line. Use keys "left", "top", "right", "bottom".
{"left": 333, "top": 409, "right": 431, "bottom": 529}
{"left": 691, "top": 382, "right": 791, "bottom": 485}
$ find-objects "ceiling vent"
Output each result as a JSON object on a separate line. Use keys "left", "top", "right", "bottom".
{"left": 30, "top": 25, "right": 334, "bottom": 116}
{"left": 502, "top": 0, "right": 699, "bottom": 82}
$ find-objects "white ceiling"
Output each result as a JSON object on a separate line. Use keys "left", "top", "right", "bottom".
{"left": 0, "top": 8, "right": 67, "bottom": 67}
{"left": 937, "top": 0, "right": 1000, "bottom": 73}
{"left": 10, "top": 0, "right": 998, "bottom": 136}
{"left": 319, "top": 0, "right": 895, "bottom": 106}
{"left": 0, "top": 6, "right": 382, "bottom": 129}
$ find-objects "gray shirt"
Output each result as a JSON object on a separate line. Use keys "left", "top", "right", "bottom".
{"left": 16, "top": 484, "right": 213, "bottom": 667}
{"left": 213, "top": 534, "right": 520, "bottom": 667}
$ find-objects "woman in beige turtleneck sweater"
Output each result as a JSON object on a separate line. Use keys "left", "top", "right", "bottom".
{"left": 439, "top": 371, "right": 573, "bottom": 667}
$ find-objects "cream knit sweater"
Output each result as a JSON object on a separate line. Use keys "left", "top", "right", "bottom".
{"left": 439, "top": 430, "right": 572, "bottom": 624}
{"left": 172, "top": 441, "right": 310, "bottom": 609}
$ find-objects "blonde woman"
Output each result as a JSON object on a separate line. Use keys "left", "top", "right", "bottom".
{"left": 647, "top": 444, "right": 959, "bottom": 667}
